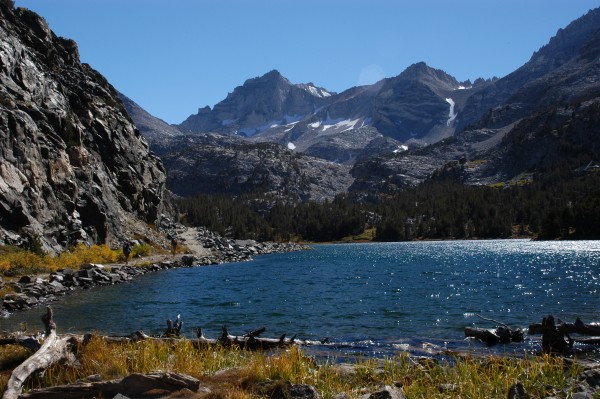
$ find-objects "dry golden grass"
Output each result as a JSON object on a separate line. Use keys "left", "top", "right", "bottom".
{"left": 0, "top": 337, "right": 577, "bottom": 399}
{"left": 0, "top": 243, "right": 158, "bottom": 277}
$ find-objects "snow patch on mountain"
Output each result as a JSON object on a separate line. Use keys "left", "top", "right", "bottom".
{"left": 285, "top": 122, "right": 300, "bottom": 132}
{"left": 298, "top": 83, "right": 334, "bottom": 98}
{"left": 287, "top": 142, "right": 296, "bottom": 150}
{"left": 324, "top": 118, "right": 362, "bottom": 132}
{"left": 237, "top": 115, "right": 308, "bottom": 136}
{"left": 393, "top": 145, "right": 409, "bottom": 153}
{"left": 445, "top": 98, "right": 457, "bottom": 126}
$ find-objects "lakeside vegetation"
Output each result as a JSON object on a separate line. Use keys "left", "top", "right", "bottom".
{"left": 0, "top": 338, "right": 583, "bottom": 398}
{"left": 0, "top": 242, "right": 155, "bottom": 278}
{"left": 178, "top": 169, "right": 600, "bottom": 243}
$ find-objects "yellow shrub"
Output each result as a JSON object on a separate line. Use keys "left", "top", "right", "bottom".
{"left": 53, "top": 244, "right": 119, "bottom": 270}
{"left": 131, "top": 243, "right": 153, "bottom": 258}
{"left": 0, "top": 250, "right": 50, "bottom": 276}
{"left": 0, "top": 258, "right": 9, "bottom": 274}
{"left": 117, "top": 243, "right": 153, "bottom": 262}
{"left": 74, "top": 244, "right": 119, "bottom": 264}
{"left": 0, "top": 242, "right": 157, "bottom": 277}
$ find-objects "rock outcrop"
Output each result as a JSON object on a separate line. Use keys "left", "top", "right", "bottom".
{"left": 153, "top": 133, "right": 353, "bottom": 202}
{"left": 0, "top": 3, "right": 170, "bottom": 251}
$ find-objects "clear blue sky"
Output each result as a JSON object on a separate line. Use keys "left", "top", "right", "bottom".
{"left": 14, "top": 0, "right": 599, "bottom": 124}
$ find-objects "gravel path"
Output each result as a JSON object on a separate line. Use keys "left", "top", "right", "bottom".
{"left": 176, "top": 226, "right": 211, "bottom": 257}
{"left": 125, "top": 226, "right": 211, "bottom": 266}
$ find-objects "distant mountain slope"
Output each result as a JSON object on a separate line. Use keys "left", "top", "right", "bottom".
{"left": 459, "top": 7, "right": 600, "bottom": 130}
{"left": 175, "top": 64, "right": 485, "bottom": 165}
{"left": 350, "top": 7, "right": 600, "bottom": 192}
{"left": 152, "top": 134, "right": 353, "bottom": 202}
{"left": 0, "top": 3, "right": 170, "bottom": 251}
{"left": 179, "top": 70, "right": 334, "bottom": 136}
{"left": 119, "top": 92, "right": 183, "bottom": 143}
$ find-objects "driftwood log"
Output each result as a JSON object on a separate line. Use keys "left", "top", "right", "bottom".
{"left": 528, "top": 316, "right": 600, "bottom": 336}
{"left": 464, "top": 314, "right": 524, "bottom": 346}
{"left": 195, "top": 325, "right": 319, "bottom": 350}
{"left": 2, "top": 307, "right": 78, "bottom": 399}
{"left": 1, "top": 310, "right": 209, "bottom": 399}
{"left": 16, "top": 372, "right": 203, "bottom": 399}
{"left": 528, "top": 315, "right": 600, "bottom": 353}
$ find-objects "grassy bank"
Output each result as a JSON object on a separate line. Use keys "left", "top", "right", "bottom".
{"left": 0, "top": 337, "right": 582, "bottom": 398}
{"left": 0, "top": 243, "right": 157, "bottom": 277}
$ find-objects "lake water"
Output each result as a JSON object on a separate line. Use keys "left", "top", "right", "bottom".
{"left": 2, "top": 240, "right": 599, "bottom": 359}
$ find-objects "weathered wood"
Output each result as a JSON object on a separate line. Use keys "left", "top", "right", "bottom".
{"left": 464, "top": 315, "right": 524, "bottom": 346}
{"left": 528, "top": 317, "right": 600, "bottom": 336}
{"left": 244, "top": 326, "right": 266, "bottom": 338}
{"left": 465, "top": 327, "right": 503, "bottom": 346}
{"left": 194, "top": 325, "right": 322, "bottom": 350}
{"left": 17, "top": 372, "right": 203, "bottom": 399}
{"left": 165, "top": 315, "right": 183, "bottom": 337}
{"left": 2, "top": 307, "right": 77, "bottom": 399}
{"left": 528, "top": 316, "right": 600, "bottom": 352}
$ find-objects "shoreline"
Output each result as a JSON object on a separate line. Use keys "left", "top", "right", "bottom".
{"left": 1, "top": 226, "right": 309, "bottom": 318}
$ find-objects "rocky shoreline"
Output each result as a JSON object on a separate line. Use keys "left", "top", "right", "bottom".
{"left": 0, "top": 227, "right": 309, "bottom": 317}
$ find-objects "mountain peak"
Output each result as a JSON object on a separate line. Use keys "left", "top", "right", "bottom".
{"left": 242, "top": 69, "right": 290, "bottom": 86}
{"left": 264, "top": 69, "right": 283, "bottom": 78}
{"left": 399, "top": 62, "right": 456, "bottom": 82}
{"left": 395, "top": 61, "right": 459, "bottom": 91}
{"left": 403, "top": 61, "right": 430, "bottom": 73}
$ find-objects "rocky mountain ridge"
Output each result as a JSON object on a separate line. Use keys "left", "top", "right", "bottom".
{"left": 176, "top": 63, "right": 488, "bottom": 162}
{"left": 179, "top": 70, "right": 334, "bottom": 137}
{"left": 0, "top": 2, "right": 172, "bottom": 252}
{"left": 350, "top": 7, "right": 600, "bottom": 192}
{"left": 125, "top": 7, "right": 600, "bottom": 201}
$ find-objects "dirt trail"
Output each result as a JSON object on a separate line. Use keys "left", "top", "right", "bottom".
{"left": 125, "top": 226, "right": 210, "bottom": 266}
{"left": 176, "top": 226, "right": 211, "bottom": 256}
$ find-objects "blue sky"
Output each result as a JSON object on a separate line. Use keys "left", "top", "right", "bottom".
{"left": 14, "top": 0, "right": 600, "bottom": 124}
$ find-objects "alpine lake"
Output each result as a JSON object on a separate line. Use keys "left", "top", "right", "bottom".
{"left": 2, "top": 239, "right": 599, "bottom": 360}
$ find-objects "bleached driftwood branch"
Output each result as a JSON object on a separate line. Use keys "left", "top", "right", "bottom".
{"left": 2, "top": 307, "right": 78, "bottom": 399}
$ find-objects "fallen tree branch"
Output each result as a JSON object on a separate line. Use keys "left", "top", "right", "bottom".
{"left": 2, "top": 307, "right": 78, "bottom": 399}
{"left": 194, "top": 325, "right": 324, "bottom": 350}
{"left": 475, "top": 314, "right": 511, "bottom": 330}
{"left": 464, "top": 315, "right": 524, "bottom": 346}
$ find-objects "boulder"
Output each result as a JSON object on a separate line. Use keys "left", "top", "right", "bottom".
{"left": 507, "top": 381, "right": 526, "bottom": 399}
{"left": 362, "top": 385, "right": 406, "bottom": 399}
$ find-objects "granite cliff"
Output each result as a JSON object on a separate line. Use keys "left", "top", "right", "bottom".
{"left": 0, "top": 2, "right": 171, "bottom": 252}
